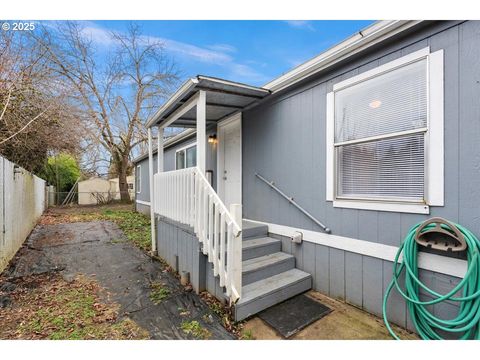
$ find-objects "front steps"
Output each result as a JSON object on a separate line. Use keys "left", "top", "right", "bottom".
{"left": 234, "top": 221, "right": 312, "bottom": 321}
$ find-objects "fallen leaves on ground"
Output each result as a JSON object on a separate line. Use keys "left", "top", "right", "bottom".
{"left": 38, "top": 208, "right": 151, "bottom": 251}
{"left": 0, "top": 273, "right": 149, "bottom": 340}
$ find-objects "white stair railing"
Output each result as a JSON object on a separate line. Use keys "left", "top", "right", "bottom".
{"left": 153, "top": 167, "right": 242, "bottom": 303}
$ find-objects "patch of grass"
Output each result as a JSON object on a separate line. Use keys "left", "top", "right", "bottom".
{"left": 180, "top": 320, "right": 211, "bottom": 339}
{"left": 40, "top": 208, "right": 152, "bottom": 252}
{"left": 0, "top": 273, "right": 149, "bottom": 340}
{"left": 149, "top": 282, "right": 170, "bottom": 305}
{"left": 99, "top": 210, "right": 151, "bottom": 251}
{"left": 240, "top": 329, "right": 255, "bottom": 340}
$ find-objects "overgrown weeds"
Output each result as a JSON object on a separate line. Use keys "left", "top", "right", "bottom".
{"left": 180, "top": 320, "right": 211, "bottom": 339}
{"left": 149, "top": 282, "right": 171, "bottom": 305}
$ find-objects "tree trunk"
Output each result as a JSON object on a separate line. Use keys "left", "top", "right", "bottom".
{"left": 115, "top": 153, "right": 131, "bottom": 202}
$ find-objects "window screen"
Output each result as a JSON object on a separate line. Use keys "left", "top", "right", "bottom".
{"left": 334, "top": 59, "right": 427, "bottom": 202}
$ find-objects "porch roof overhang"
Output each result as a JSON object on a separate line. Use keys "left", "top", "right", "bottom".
{"left": 146, "top": 75, "right": 271, "bottom": 129}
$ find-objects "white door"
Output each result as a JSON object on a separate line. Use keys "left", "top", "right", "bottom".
{"left": 218, "top": 114, "right": 242, "bottom": 209}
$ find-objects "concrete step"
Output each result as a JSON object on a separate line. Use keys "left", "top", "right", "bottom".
{"left": 242, "top": 236, "right": 281, "bottom": 260}
{"left": 242, "top": 252, "right": 295, "bottom": 286}
{"left": 235, "top": 268, "right": 312, "bottom": 321}
{"left": 242, "top": 220, "right": 268, "bottom": 239}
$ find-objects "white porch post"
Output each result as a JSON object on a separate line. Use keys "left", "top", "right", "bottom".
{"left": 196, "top": 90, "right": 206, "bottom": 174}
{"left": 148, "top": 127, "right": 157, "bottom": 255}
{"left": 157, "top": 126, "right": 164, "bottom": 173}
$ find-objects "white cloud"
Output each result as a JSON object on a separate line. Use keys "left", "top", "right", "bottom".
{"left": 228, "top": 63, "right": 270, "bottom": 84}
{"left": 81, "top": 25, "right": 115, "bottom": 45}
{"left": 284, "top": 20, "right": 315, "bottom": 31}
{"left": 79, "top": 22, "right": 268, "bottom": 84}
{"left": 207, "top": 43, "right": 237, "bottom": 53}
{"left": 156, "top": 38, "right": 233, "bottom": 64}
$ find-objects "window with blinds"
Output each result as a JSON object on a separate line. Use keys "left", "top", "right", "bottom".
{"left": 334, "top": 58, "right": 428, "bottom": 202}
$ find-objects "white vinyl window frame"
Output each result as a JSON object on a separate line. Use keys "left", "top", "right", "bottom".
{"left": 136, "top": 165, "right": 141, "bottom": 194}
{"left": 326, "top": 47, "right": 444, "bottom": 214}
{"left": 175, "top": 142, "right": 197, "bottom": 170}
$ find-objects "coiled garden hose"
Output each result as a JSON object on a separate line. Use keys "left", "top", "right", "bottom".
{"left": 382, "top": 220, "right": 480, "bottom": 340}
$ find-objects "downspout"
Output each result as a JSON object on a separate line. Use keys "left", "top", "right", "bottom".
{"left": 147, "top": 127, "right": 157, "bottom": 255}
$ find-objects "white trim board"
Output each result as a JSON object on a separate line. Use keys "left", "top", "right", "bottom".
{"left": 244, "top": 218, "right": 467, "bottom": 279}
{"left": 135, "top": 200, "right": 150, "bottom": 206}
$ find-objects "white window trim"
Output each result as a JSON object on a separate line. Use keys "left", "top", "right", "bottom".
{"left": 326, "top": 46, "right": 444, "bottom": 214}
{"left": 175, "top": 142, "right": 197, "bottom": 170}
{"left": 136, "top": 165, "right": 141, "bottom": 194}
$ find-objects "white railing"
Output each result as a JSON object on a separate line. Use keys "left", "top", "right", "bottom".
{"left": 153, "top": 167, "right": 242, "bottom": 303}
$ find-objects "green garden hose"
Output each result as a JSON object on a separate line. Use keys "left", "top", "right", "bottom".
{"left": 382, "top": 220, "right": 480, "bottom": 340}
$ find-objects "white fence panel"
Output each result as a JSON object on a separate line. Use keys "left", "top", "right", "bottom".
{"left": 0, "top": 155, "right": 47, "bottom": 272}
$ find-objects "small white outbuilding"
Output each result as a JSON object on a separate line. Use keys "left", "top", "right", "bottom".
{"left": 78, "top": 176, "right": 135, "bottom": 205}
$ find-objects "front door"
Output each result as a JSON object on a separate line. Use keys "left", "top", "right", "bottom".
{"left": 218, "top": 113, "right": 242, "bottom": 209}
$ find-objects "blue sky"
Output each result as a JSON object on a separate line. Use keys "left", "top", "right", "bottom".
{"left": 84, "top": 20, "right": 374, "bottom": 86}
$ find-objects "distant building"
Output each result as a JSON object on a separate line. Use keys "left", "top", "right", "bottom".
{"left": 78, "top": 176, "right": 135, "bottom": 205}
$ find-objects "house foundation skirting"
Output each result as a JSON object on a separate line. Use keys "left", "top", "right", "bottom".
{"left": 156, "top": 216, "right": 225, "bottom": 302}
{"left": 156, "top": 215, "right": 461, "bottom": 335}
{"left": 268, "top": 231, "right": 461, "bottom": 335}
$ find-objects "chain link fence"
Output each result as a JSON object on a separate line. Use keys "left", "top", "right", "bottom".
{"left": 47, "top": 191, "right": 134, "bottom": 206}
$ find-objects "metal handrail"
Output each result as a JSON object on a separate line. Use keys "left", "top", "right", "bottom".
{"left": 255, "top": 172, "right": 331, "bottom": 234}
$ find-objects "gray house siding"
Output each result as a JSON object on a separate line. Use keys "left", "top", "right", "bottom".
{"left": 242, "top": 21, "right": 476, "bottom": 331}
{"left": 134, "top": 21, "right": 476, "bottom": 332}
{"left": 134, "top": 127, "right": 217, "bottom": 214}
{"left": 243, "top": 20, "right": 479, "bottom": 243}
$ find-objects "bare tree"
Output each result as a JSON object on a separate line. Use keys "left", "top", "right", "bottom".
{"left": 37, "top": 22, "right": 179, "bottom": 201}
{"left": 0, "top": 30, "right": 82, "bottom": 173}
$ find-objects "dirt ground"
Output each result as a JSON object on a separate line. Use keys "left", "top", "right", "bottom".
{"left": 0, "top": 206, "right": 233, "bottom": 340}
{"left": 243, "top": 291, "right": 418, "bottom": 340}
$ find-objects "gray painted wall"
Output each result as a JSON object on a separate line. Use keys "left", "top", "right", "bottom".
{"left": 156, "top": 217, "right": 206, "bottom": 293}
{"left": 137, "top": 21, "right": 476, "bottom": 333}
{"left": 156, "top": 217, "right": 224, "bottom": 302}
{"left": 242, "top": 21, "right": 480, "bottom": 247}
{"left": 135, "top": 127, "right": 217, "bottom": 211}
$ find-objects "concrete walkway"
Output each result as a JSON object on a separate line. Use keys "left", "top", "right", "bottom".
{"left": 3, "top": 220, "right": 233, "bottom": 340}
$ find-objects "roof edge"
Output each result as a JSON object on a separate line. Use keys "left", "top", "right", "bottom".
{"left": 146, "top": 78, "right": 198, "bottom": 128}
{"left": 263, "top": 20, "right": 424, "bottom": 93}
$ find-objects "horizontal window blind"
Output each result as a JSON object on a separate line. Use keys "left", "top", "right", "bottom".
{"left": 337, "top": 133, "right": 425, "bottom": 201}
{"left": 333, "top": 58, "right": 428, "bottom": 202}
{"left": 335, "top": 59, "right": 427, "bottom": 143}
